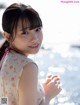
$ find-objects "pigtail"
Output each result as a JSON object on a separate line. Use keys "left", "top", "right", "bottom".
{"left": 0, "top": 40, "right": 9, "bottom": 61}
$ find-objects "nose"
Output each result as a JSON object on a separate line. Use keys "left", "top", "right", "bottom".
{"left": 31, "top": 32, "right": 39, "bottom": 42}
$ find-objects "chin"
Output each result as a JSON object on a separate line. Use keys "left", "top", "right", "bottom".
{"left": 30, "top": 49, "right": 40, "bottom": 54}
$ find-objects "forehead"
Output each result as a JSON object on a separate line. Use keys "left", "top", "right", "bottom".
{"left": 16, "top": 13, "right": 42, "bottom": 32}
{"left": 17, "top": 18, "right": 30, "bottom": 31}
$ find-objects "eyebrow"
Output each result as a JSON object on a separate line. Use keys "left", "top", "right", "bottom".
{"left": 20, "top": 26, "right": 42, "bottom": 31}
{"left": 20, "top": 26, "right": 30, "bottom": 31}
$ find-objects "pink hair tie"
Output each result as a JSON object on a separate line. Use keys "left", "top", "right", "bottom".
{"left": 5, "top": 47, "right": 10, "bottom": 54}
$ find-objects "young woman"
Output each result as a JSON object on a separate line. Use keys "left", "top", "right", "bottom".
{"left": 0, "top": 3, "right": 61, "bottom": 105}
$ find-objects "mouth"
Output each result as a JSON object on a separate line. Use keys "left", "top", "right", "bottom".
{"left": 29, "top": 43, "right": 40, "bottom": 48}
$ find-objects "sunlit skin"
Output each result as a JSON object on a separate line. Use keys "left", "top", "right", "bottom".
{"left": 10, "top": 19, "right": 43, "bottom": 56}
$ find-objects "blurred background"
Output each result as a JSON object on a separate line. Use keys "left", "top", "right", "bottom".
{"left": 0, "top": 0, "right": 80, "bottom": 105}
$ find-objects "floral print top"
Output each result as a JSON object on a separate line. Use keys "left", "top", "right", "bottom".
{"left": 0, "top": 50, "right": 44, "bottom": 105}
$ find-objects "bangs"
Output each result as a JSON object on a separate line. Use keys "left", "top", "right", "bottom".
{"left": 21, "top": 10, "right": 43, "bottom": 30}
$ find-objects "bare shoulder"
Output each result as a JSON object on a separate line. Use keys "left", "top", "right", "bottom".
{"left": 19, "top": 62, "right": 38, "bottom": 90}
{"left": 23, "top": 62, "right": 38, "bottom": 78}
{"left": 23, "top": 61, "right": 38, "bottom": 72}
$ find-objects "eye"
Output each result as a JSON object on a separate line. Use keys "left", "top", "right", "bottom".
{"left": 22, "top": 31, "right": 29, "bottom": 35}
{"left": 35, "top": 27, "right": 41, "bottom": 32}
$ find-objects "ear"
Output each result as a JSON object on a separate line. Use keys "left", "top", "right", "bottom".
{"left": 3, "top": 32, "right": 10, "bottom": 41}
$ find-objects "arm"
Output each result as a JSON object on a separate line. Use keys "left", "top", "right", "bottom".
{"left": 18, "top": 62, "right": 38, "bottom": 105}
{"left": 39, "top": 75, "right": 62, "bottom": 105}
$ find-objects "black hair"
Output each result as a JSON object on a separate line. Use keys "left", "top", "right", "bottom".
{"left": 0, "top": 3, "right": 42, "bottom": 61}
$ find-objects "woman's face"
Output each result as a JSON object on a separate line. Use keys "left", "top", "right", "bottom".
{"left": 11, "top": 19, "right": 43, "bottom": 56}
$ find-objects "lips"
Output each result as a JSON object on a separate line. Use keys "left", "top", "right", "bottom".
{"left": 29, "top": 43, "right": 40, "bottom": 48}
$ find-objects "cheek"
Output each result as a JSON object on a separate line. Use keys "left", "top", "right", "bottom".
{"left": 39, "top": 33, "right": 43, "bottom": 42}
{"left": 11, "top": 38, "right": 27, "bottom": 47}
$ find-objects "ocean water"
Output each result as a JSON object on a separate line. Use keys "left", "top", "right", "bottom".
{"left": 31, "top": 46, "right": 80, "bottom": 105}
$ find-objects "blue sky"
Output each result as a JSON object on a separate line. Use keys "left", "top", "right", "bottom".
{"left": 0, "top": 0, "right": 80, "bottom": 46}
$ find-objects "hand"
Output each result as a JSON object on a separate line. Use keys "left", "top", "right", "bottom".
{"left": 43, "top": 75, "right": 62, "bottom": 100}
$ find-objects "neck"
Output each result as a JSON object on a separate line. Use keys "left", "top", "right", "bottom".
{"left": 10, "top": 46, "right": 28, "bottom": 57}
